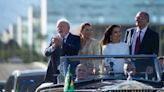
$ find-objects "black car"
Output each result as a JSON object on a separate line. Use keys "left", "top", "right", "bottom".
{"left": 5, "top": 69, "right": 46, "bottom": 92}
{"left": 0, "top": 80, "right": 6, "bottom": 92}
{"left": 36, "top": 55, "right": 164, "bottom": 92}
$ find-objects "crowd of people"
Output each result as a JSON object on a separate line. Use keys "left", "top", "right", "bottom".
{"left": 43, "top": 11, "right": 160, "bottom": 83}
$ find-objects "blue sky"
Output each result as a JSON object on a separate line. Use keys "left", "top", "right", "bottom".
{"left": 0, "top": 0, "right": 40, "bottom": 32}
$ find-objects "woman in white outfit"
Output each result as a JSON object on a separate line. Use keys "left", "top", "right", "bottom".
{"left": 100, "top": 25, "right": 129, "bottom": 74}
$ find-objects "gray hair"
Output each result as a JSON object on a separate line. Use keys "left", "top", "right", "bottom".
{"left": 56, "top": 18, "right": 70, "bottom": 29}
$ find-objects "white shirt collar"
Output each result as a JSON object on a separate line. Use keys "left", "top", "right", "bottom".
{"left": 63, "top": 32, "right": 70, "bottom": 42}
{"left": 132, "top": 26, "right": 148, "bottom": 54}
{"left": 64, "top": 32, "right": 69, "bottom": 39}
{"left": 136, "top": 26, "right": 148, "bottom": 35}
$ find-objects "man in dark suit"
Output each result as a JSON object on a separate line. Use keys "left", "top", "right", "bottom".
{"left": 44, "top": 18, "right": 80, "bottom": 83}
{"left": 124, "top": 11, "right": 159, "bottom": 74}
{"left": 124, "top": 11, "right": 159, "bottom": 55}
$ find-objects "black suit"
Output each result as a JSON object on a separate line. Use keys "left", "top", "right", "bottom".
{"left": 44, "top": 33, "right": 80, "bottom": 83}
{"left": 124, "top": 27, "right": 159, "bottom": 73}
{"left": 124, "top": 27, "right": 159, "bottom": 55}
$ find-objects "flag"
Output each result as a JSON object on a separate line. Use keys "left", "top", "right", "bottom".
{"left": 64, "top": 65, "right": 74, "bottom": 92}
{"left": 68, "top": 80, "right": 74, "bottom": 91}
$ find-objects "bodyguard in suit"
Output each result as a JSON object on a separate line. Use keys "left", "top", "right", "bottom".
{"left": 124, "top": 11, "right": 159, "bottom": 74}
{"left": 124, "top": 11, "right": 159, "bottom": 55}
{"left": 44, "top": 18, "right": 80, "bottom": 83}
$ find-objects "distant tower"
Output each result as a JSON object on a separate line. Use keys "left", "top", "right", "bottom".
{"left": 17, "top": 17, "right": 22, "bottom": 47}
{"left": 41, "top": 0, "right": 47, "bottom": 55}
{"left": 2, "top": 29, "right": 10, "bottom": 43}
{"left": 28, "top": 6, "right": 33, "bottom": 47}
{"left": 8, "top": 24, "right": 14, "bottom": 40}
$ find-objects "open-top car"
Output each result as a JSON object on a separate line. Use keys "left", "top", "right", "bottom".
{"left": 36, "top": 55, "right": 164, "bottom": 92}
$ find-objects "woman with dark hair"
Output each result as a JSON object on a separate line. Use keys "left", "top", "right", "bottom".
{"left": 100, "top": 25, "right": 129, "bottom": 73}
{"left": 77, "top": 22, "right": 101, "bottom": 75}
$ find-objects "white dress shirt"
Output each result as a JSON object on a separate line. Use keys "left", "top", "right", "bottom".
{"left": 63, "top": 33, "right": 69, "bottom": 43}
{"left": 132, "top": 26, "right": 148, "bottom": 54}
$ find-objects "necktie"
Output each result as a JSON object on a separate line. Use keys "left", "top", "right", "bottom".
{"left": 63, "top": 38, "right": 66, "bottom": 43}
{"left": 62, "top": 38, "right": 66, "bottom": 55}
{"left": 134, "top": 31, "right": 141, "bottom": 54}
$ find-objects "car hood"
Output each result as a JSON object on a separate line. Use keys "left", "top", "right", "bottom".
{"left": 36, "top": 80, "right": 157, "bottom": 92}
{"left": 76, "top": 79, "right": 154, "bottom": 91}
{"left": 100, "top": 80, "right": 153, "bottom": 91}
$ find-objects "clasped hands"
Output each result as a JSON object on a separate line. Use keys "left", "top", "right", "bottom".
{"left": 51, "top": 35, "right": 63, "bottom": 48}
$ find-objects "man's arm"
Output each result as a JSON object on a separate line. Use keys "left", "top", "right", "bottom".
{"left": 44, "top": 43, "right": 55, "bottom": 56}
{"left": 45, "top": 36, "right": 63, "bottom": 56}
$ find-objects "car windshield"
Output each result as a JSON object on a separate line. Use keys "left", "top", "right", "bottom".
{"left": 16, "top": 74, "right": 44, "bottom": 92}
{"left": 58, "top": 55, "right": 161, "bottom": 83}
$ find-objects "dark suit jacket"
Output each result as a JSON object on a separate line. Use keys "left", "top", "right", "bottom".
{"left": 44, "top": 33, "right": 80, "bottom": 83}
{"left": 124, "top": 27, "right": 159, "bottom": 55}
